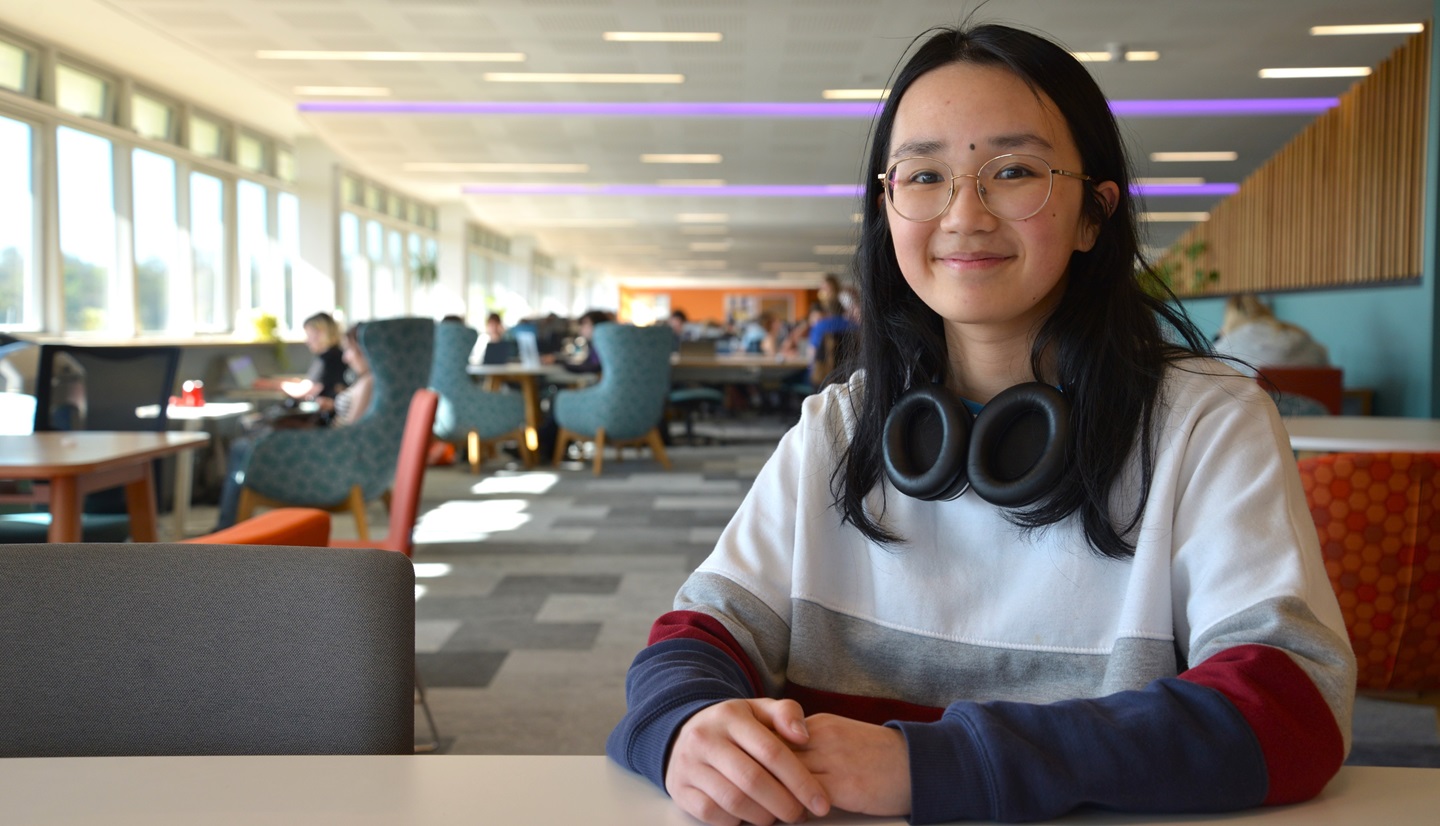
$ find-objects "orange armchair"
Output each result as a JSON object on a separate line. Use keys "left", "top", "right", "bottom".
{"left": 182, "top": 508, "right": 331, "bottom": 546}
{"left": 1296, "top": 452, "right": 1440, "bottom": 721}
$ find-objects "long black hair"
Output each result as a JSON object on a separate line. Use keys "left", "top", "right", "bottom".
{"left": 836, "top": 24, "right": 1212, "bottom": 560}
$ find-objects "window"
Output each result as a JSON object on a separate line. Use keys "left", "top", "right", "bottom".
{"left": 132, "top": 149, "right": 182, "bottom": 333}
{"left": 236, "top": 133, "right": 266, "bottom": 174}
{"left": 237, "top": 179, "right": 270, "bottom": 319}
{"left": 190, "top": 171, "right": 227, "bottom": 331}
{"left": 55, "top": 63, "right": 112, "bottom": 122}
{"left": 188, "top": 114, "right": 224, "bottom": 159}
{"left": 0, "top": 115, "right": 36, "bottom": 327}
{"left": 0, "top": 38, "right": 30, "bottom": 94}
{"left": 340, "top": 211, "right": 369, "bottom": 321}
{"left": 380, "top": 228, "right": 405, "bottom": 318}
{"left": 131, "top": 93, "right": 175, "bottom": 143}
{"left": 276, "top": 148, "right": 296, "bottom": 184}
{"left": 278, "top": 191, "right": 300, "bottom": 331}
{"left": 56, "top": 127, "right": 117, "bottom": 332}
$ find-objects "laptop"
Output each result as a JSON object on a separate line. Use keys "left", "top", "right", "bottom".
{"left": 515, "top": 330, "right": 542, "bottom": 368}
{"left": 226, "top": 355, "right": 262, "bottom": 389}
{"left": 481, "top": 339, "right": 519, "bottom": 365}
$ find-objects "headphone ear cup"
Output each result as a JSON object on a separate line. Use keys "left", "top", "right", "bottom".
{"left": 966, "top": 382, "right": 1071, "bottom": 508}
{"left": 883, "top": 384, "right": 973, "bottom": 501}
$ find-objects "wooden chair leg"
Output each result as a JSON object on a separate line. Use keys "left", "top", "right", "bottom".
{"left": 346, "top": 485, "right": 369, "bottom": 540}
{"left": 552, "top": 429, "right": 571, "bottom": 467}
{"left": 467, "top": 431, "right": 482, "bottom": 473}
{"left": 592, "top": 428, "right": 607, "bottom": 476}
{"left": 237, "top": 487, "right": 258, "bottom": 521}
{"left": 645, "top": 428, "right": 673, "bottom": 471}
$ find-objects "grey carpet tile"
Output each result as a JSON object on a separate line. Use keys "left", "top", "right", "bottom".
{"left": 417, "top": 651, "right": 508, "bottom": 689}
{"left": 490, "top": 574, "right": 622, "bottom": 597}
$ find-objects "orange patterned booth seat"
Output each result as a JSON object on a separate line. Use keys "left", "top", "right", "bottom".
{"left": 1296, "top": 452, "right": 1440, "bottom": 707}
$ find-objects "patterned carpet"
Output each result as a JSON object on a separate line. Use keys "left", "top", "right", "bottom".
{"left": 190, "top": 415, "right": 1440, "bottom": 764}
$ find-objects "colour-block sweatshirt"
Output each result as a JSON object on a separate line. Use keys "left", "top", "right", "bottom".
{"left": 606, "top": 362, "right": 1356, "bottom": 823}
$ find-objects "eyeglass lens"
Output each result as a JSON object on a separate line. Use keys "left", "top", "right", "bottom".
{"left": 885, "top": 154, "right": 1056, "bottom": 222}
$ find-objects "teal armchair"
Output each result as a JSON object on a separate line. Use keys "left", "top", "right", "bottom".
{"left": 429, "top": 322, "right": 528, "bottom": 472}
{"left": 238, "top": 317, "right": 435, "bottom": 539}
{"left": 552, "top": 323, "right": 673, "bottom": 476}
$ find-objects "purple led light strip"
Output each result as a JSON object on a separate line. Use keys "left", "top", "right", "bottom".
{"left": 300, "top": 99, "right": 1338, "bottom": 118}
{"left": 461, "top": 183, "right": 1239, "bottom": 198}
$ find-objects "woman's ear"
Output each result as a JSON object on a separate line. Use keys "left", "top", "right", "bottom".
{"left": 1075, "top": 180, "right": 1121, "bottom": 252}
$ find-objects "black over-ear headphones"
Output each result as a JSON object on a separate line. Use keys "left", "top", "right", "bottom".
{"left": 882, "top": 382, "right": 1071, "bottom": 507}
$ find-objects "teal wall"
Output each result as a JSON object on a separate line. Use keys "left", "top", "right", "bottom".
{"left": 1181, "top": 287, "right": 1433, "bottom": 417}
{"left": 1177, "top": 4, "right": 1440, "bottom": 420}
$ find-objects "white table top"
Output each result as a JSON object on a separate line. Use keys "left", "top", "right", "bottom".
{"left": 163, "top": 401, "right": 254, "bottom": 422}
{"left": 0, "top": 756, "right": 1434, "bottom": 825}
{"left": 1283, "top": 416, "right": 1440, "bottom": 453}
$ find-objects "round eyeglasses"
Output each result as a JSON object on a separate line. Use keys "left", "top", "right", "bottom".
{"left": 878, "top": 154, "right": 1092, "bottom": 222}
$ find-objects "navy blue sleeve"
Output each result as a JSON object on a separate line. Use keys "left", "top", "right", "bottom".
{"left": 606, "top": 638, "right": 755, "bottom": 789}
{"left": 889, "top": 677, "right": 1268, "bottom": 824}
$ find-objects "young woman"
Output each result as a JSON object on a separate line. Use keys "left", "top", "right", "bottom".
{"left": 606, "top": 23, "right": 1354, "bottom": 826}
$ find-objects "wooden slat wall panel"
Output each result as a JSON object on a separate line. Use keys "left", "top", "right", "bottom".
{"left": 1157, "top": 27, "right": 1429, "bottom": 296}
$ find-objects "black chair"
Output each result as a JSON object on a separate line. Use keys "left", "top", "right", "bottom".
{"left": 0, "top": 543, "right": 415, "bottom": 756}
{"left": 0, "top": 344, "right": 180, "bottom": 543}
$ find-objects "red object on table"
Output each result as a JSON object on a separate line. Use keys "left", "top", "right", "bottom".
{"left": 180, "top": 380, "right": 205, "bottom": 407}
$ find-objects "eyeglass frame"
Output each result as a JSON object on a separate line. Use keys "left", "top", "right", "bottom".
{"left": 877, "top": 153, "right": 1093, "bottom": 222}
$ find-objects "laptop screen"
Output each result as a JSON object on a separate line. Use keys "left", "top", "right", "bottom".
{"left": 227, "top": 355, "right": 261, "bottom": 388}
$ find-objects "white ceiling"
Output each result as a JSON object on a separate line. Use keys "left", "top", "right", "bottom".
{"left": 1, "top": 0, "right": 1431, "bottom": 285}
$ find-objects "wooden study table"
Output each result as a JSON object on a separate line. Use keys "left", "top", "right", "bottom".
{"left": 1282, "top": 416, "right": 1440, "bottom": 453}
{"left": 672, "top": 352, "right": 810, "bottom": 385}
{"left": 0, "top": 756, "right": 1433, "bottom": 825}
{"left": 0, "top": 431, "right": 209, "bottom": 542}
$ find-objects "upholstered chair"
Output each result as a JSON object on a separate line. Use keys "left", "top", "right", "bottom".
{"left": 552, "top": 323, "right": 674, "bottom": 476}
{"left": 428, "top": 322, "right": 528, "bottom": 472}
{"left": 238, "top": 317, "right": 435, "bottom": 539}
{"left": 1296, "top": 451, "right": 1440, "bottom": 728}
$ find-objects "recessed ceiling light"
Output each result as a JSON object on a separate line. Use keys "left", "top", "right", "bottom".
{"left": 1150, "top": 151, "right": 1238, "bottom": 162}
{"left": 1310, "top": 23, "right": 1424, "bottom": 36}
{"left": 665, "top": 260, "right": 728, "bottom": 269}
{"left": 1259, "top": 67, "right": 1372, "bottom": 79}
{"left": 643, "top": 154, "right": 723, "bottom": 164}
{"left": 760, "top": 262, "right": 825, "bottom": 271}
{"left": 813, "top": 245, "right": 855, "bottom": 255}
{"left": 657, "top": 179, "right": 726, "bottom": 186}
{"left": 603, "top": 245, "right": 662, "bottom": 254}
{"left": 1139, "top": 212, "right": 1211, "bottom": 222}
{"left": 603, "top": 31, "right": 723, "bottom": 42}
{"left": 1071, "top": 50, "right": 1161, "bottom": 62}
{"left": 822, "top": 88, "right": 890, "bottom": 100}
{"left": 1135, "top": 177, "right": 1207, "bottom": 185}
{"left": 404, "top": 162, "right": 589, "bottom": 173}
{"left": 258, "top": 50, "right": 524, "bottom": 62}
{"left": 485, "top": 72, "right": 685, "bottom": 84}
{"left": 293, "top": 86, "right": 391, "bottom": 96}
{"left": 529, "top": 218, "right": 638, "bottom": 228}
{"left": 676, "top": 213, "right": 729, "bottom": 223}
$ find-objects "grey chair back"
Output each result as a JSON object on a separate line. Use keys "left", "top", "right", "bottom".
{"left": 0, "top": 543, "right": 415, "bottom": 756}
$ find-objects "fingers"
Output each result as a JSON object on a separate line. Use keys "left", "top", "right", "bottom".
{"left": 724, "top": 722, "right": 827, "bottom": 820}
{"left": 665, "top": 700, "right": 829, "bottom": 826}
{"left": 750, "top": 698, "right": 810, "bottom": 746}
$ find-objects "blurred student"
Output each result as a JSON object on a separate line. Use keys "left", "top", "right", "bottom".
{"left": 252, "top": 312, "right": 348, "bottom": 402}
{"left": 1213, "top": 295, "right": 1330, "bottom": 374}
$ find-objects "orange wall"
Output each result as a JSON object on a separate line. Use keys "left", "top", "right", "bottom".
{"left": 619, "top": 287, "right": 815, "bottom": 325}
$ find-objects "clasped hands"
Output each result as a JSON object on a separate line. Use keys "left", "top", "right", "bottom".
{"left": 665, "top": 698, "right": 911, "bottom": 826}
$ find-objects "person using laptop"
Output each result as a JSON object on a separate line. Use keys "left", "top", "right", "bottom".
{"left": 252, "top": 312, "right": 348, "bottom": 402}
